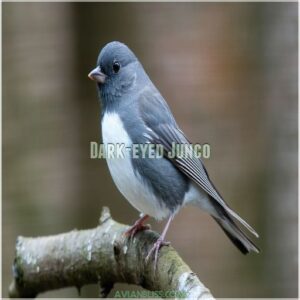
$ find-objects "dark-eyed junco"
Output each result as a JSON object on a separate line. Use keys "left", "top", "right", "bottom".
{"left": 88, "top": 41, "right": 259, "bottom": 267}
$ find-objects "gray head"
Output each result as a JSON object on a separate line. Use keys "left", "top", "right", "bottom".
{"left": 88, "top": 41, "right": 140, "bottom": 105}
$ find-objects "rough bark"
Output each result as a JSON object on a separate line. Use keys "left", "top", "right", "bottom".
{"left": 9, "top": 207, "right": 213, "bottom": 299}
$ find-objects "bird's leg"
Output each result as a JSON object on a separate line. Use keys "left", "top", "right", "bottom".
{"left": 124, "top": 214, "right": 150, "bottom": 238}
{"left": 146, "top": 215, "right": 173, "bottom": 271}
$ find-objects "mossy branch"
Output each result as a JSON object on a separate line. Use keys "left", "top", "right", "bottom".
{"left": 8, "top": 207, "right": 214, "bottom": 299}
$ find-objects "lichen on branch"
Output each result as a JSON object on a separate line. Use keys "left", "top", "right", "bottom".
{"left": 9, "top": 207, "right": 213, "bottom": 299}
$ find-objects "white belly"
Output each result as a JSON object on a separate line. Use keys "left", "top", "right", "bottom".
{"left": 101, "top": 112, "right": 170, "bottom": 220}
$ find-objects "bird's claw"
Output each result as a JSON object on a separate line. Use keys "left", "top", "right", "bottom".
{"left": 145, "top": 238, "right": 170, "bottom": 271}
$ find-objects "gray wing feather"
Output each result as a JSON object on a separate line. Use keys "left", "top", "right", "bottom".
{"left": 138, "top": 89, "right": 258, "bottom": 238}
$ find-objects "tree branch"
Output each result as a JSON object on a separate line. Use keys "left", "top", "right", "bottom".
{"left": 8, "top": 207, "right": 214, "bottom": 299}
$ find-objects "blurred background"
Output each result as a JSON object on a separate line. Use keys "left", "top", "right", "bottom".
{"left": 2, "top": 2, "right": 298, "bottom": 298}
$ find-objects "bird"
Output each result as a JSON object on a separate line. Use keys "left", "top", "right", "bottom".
{"left": 88, "top": 41, "right": 260, "bottom": 268}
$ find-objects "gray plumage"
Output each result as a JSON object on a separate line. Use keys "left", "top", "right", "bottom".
{"left": 89, "top": 41, "right": 260, "bottom": 255}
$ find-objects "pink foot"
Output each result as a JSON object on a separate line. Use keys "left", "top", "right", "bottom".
{"left": 124, "top": 215, "right": 150, "bottom": 239}
{"left": 145, "top": 237, "right": 170, "bottom": 271}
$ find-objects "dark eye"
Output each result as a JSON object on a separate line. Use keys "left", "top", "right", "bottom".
{"left": 113, "top": 61, "right": 120, "bottom": 73}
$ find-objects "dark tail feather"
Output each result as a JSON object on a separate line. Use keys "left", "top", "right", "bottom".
{"left": 213, "top": 216, "right": 260, "bottom": 255}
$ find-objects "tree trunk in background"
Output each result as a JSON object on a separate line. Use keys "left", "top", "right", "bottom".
{"left": 3, "top": 3, "right": 81, "bottom": 297}
{"left": 262, "top": 3, "right": 298, "bottom": 297}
